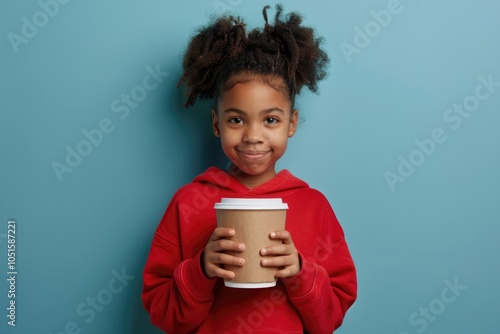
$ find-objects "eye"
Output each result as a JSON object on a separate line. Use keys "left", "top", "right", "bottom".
{"left": 265, "top": 117, "right": 279, "bottom": 124}
{"left": 229, "top": 117, "right": 243, "bottom": 124}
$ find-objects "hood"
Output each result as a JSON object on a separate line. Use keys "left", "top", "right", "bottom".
{"left": 192, "top": 166, "right": 309, "bottom": 196}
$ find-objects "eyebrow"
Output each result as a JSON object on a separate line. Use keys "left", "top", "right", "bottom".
{"left": 222, "top": 108, "right": 285, "bottom": 115}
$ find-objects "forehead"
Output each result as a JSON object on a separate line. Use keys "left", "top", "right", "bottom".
{"left": 224, "top": 73, "right": 288, "bottom": 93}
{"left": 218, "top": 76, "right": 291, "bottom": 111}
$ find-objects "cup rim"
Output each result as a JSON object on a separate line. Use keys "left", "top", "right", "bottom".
{"left": 214, "top": 198, "right": 288, "bottom": 210}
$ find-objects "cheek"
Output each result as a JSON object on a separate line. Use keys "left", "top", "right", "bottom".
{"left": 269, "top": 129, "right": 289, "bottom": 149}
{"left": 219, "top": 131, "right": 239, "bottom": 150}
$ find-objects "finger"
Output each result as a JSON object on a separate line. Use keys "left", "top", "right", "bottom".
{"left": 211, "top": 227, "right": 235, "bottom": 240}
{"left": 211, "top": 239, "right": 245, "bottom": 252}
{"left": 260, "top": 255, "right": 295, "bottom": 268}
{"left": 269, "top": 230, "right": 293, "bottom": 244}
{"left": 260, "top": 244, "right": 290, "bottom": 256}
{"left": 275, "top": 265, "right": 300, "bottom": 278}
{"left": 206, "top": 264, "right": 237, "bottom": 279}
{"left": 207, "top": 252, "right": 245, "bottom": 267}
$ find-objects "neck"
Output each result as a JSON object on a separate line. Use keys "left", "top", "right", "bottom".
{"left": 227, "top": 164, "right": 276, "bottom": 189}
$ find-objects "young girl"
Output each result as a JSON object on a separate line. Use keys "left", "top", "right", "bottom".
{"left": 142, "top": 5, "right": 357, "bottom": 333}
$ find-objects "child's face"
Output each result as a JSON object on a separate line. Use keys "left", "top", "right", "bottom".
{"left": 212, "top": 74, "right": 298, "bottom": 186}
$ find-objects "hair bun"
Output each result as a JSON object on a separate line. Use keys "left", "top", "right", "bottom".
{"left": 178, "top": 5, "right": 329, "bottom": 108}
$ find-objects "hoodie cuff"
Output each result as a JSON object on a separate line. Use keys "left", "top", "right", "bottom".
{"left": 281, "top": 253, "right": 317, "bottom": 299}
{"left": 176, "top": 248, "right": 217, "bottom": 301}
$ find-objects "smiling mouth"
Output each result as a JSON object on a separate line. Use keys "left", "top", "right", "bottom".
{"left": 236, "top": 149, "right": 271, "bottom": 161}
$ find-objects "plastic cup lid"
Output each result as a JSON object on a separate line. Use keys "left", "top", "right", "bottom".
{"left": 214, "top": 198, "right": 288, "bottom": 210}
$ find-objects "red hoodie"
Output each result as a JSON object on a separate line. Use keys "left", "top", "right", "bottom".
{"left": 142, "top": 167, "right": 357, "bottom": 333}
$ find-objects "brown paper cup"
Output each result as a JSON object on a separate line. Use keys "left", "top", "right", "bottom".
{"left": 214, "top": 198, "right": 288, "bottom": 288}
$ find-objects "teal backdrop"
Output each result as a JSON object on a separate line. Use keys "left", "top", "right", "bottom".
{"left": 1, "top": 0, "right": 499, "bottom": 333}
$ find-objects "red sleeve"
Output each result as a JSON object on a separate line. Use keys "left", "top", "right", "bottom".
{"left": 282, "top": 198, "right": 357, "bottom": 333}
{"left": 141, "top": 194, "right": 217, "bottom": 333}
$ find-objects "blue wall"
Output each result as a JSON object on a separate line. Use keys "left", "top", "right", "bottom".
{"left": 1, "top": 0, "right": 499, "bottom": 333}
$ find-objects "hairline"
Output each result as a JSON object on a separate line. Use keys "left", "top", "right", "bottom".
{"left": 215, "top": 71, "right": 296, "bottom": 111}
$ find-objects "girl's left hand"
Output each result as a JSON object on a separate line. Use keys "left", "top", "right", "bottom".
{"left": 260, "top": 230, "right": 301, "bottom": 278}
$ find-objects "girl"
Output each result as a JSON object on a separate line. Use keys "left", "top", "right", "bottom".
{"left": 142, "top": 5, "right": 357, "bottom": 333}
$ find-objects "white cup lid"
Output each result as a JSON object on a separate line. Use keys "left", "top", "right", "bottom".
{"left": 214, "top": 198, "right": 288, "bottom": 210}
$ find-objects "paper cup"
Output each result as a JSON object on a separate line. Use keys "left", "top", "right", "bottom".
{"left": 214, "top": 198, "right": 288, "bottom": 288}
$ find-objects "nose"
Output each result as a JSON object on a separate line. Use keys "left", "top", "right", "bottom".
{"left": 243, "top": 123, "right": 264, "bottom": 144}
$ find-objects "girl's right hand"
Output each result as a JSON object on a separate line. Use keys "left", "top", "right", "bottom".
{"left": 203, "top": 227, "right": 245, "bottom": 279}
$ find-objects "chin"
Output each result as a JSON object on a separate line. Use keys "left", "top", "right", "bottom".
{"left": 237, "top": 165, "right": 273, "bottom": 176}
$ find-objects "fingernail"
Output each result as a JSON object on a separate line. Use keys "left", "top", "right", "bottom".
{"left": 239, "top": 244, "right": 245, "bottom": 251}
{"left": 260, "top": 248, "right": 267, "bottom": 255}
{"left": 270, "top": 232, "right": 276, "bottom": 238}
{"left": 261, "top": 259, "right": 267, "bottom": 265}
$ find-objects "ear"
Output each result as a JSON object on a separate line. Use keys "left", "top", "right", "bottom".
{"left": 211, "top": 108, "right": 220, "bottom": 137}
{"left": 288, "top": 109, "right": 299, "bottom": 138}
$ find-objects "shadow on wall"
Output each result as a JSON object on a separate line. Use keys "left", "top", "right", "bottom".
{"left": 130, "top": 68, "right": 227, "bottom": 333}
{"left": 171, "top": 69, "right": 227, "bottom": 175}
{"left": 131, "top": 242, "right": 166, "bottom": 334}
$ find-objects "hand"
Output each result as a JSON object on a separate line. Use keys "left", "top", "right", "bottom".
{"left": 203, "top": 227, "right": 245, "bottom": 279}
{"left": 260, "top": 230, "right": 301, "bottom": 278}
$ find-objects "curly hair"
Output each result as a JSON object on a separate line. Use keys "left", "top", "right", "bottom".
{"left": 177, "top": 4, "right": 329, "bottom": 108}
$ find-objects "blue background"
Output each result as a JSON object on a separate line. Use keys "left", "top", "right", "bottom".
{"left": 1, "top": 0, "right": 499, "bottom": 333}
